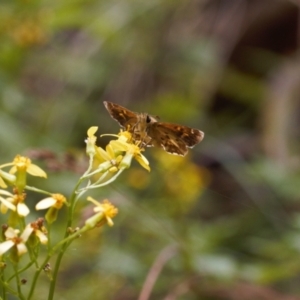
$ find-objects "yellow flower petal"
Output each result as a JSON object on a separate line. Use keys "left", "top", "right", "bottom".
{"left": 96, "top": 146, "right": 111, "bottom": 161}
{"left": 9, "top": 166, "right": 17, "bottom": 174}
{"left": 106, "top": 216, "right": 114, "bottom": 226}
{"left": 135, "top": 154, "right": 150, "bottom": 171}
{"left": 106, "top": 144, "right": 116, "bottom": 159}
{"left": 0, "top": 177, "right": 7, "bottom": 188}
{"left": 87, "top": 196, "right": 102, "bottom": 207}
{"left": 26, "top": 164, "right": 47, "bottom": 178}
{"left": 0, "top": 169, "right": 16, "bottom": 185}
{"left": 87, "top": 126, "right": 98, "bottom": 137}
{"left": 110, "top": 140, "right": 128, "bottom": 152}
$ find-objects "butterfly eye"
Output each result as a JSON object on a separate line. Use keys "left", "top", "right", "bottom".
{"left": 146, "top": 115, "right": 152, "bottom": 123}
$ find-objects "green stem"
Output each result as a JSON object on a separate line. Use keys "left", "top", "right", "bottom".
{"left": 7, "top": 261, "right": 35, "bottom": 282}
{"left": 78, "top": 168, "right": 124, "bottom": 192}
{"left": 0, "top": 268, "right": 6, "bottom": 300}
{"left": 0, "top": 279, "right": 18, "bottom": 298}
{"left": 26, "top": 242, "right": 39, "bottom": 270}
{"left": 47, "top": 225, "right": 52, "bottom": 254}
{"left": 24, "top": 186, "right": 52, "bottom": 196}
{"left": 47, "top": 227, "right": 86, "bottom": 300}
{"left": 46, "top": 154, "right": 94, "bottom": 300}
{"left": 92, "top": 171, "right": 110, "bottom": 185}
{"left": 75, "top": 171, "right": 109, "bottom": 200}
{"left": 27, "top": 228, "right": 82, "bottom": 300}
{"left": 27, "top": 178, "right": 83, "bottom": 300}
{"left": 13, "top": 264, "right": 25, "bottom": 300}
{"left": 46, "top": 156, "right": 123, "bottom": 299}
{"left": 27, "top": 254, "right": 51, "bottom": 300}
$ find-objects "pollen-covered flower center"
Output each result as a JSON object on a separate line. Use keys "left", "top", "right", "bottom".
{"left": 12, "top": 236, "right": 22, "bottom": 244}
{"left": 14, "top": 193, "right": 26, "bottom": 204}
{"left": 52, "top": 194, "right": 66, "bottom": 209}
{"left": 13, "top": 155, "right": 31, "bottom": 170}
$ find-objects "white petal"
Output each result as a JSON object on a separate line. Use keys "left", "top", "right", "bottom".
{"left": 16, "top": 243, "right": 27, "bottom": 256}
{"left": 0, "top": 190, "right": 13, "bottom": 197}
{"left": 21, "top": 225, "right": 33, "bottom": 242}
{"left": 5, "top": 227, "right": 18, "bottom": 239}
{"left": 35, "top": 198, "right": 56, "bottom": 210}
{"left": 17, "top": 203, "right": 30, "bottom": 217}
{"left": 94, "top": 207, "right": 103, "bottom": 213}
{"left": 0, "top": 241, "right": 14, "bottom": 256}
{"left": 0, "top": 197, "right": 16, "bottom": 211}
{"left": 35, "top": 230, "right": 48, "bottom": 244}
{"left": 0, "top": 177, "right": 7, "bottom": 188}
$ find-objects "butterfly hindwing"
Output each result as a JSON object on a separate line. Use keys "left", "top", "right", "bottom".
{"left": 147, "top": 123, "right": 187, "bottom": 156}
{"left": 150, "top": 122, "right": 204, "bottom": 147}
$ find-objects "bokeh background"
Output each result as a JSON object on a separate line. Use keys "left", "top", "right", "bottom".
{"left": 1, "top": 0, "right": 300, "bottom": 299}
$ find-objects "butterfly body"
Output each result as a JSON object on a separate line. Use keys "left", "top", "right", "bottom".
{"left": 104, "top": 101, "right": 204, "bottom": 156}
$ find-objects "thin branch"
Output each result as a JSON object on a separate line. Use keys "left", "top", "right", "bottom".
{"left": 138, "top": 245, "right": 178, "bottom": 300}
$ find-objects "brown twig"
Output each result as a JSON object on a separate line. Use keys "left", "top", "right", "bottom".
{"left": 138, "top": 245, "right": 178, "bottom": 300}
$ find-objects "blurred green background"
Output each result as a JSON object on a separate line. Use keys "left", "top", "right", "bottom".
{"left": 1, "top": 0, "right": 300, "bottom": 299}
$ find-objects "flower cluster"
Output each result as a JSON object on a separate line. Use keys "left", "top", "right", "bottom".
{"left": 85, "top": 197, "right": 118, "bottom": 228}
{"left": 0, "top": 126, "right": 148, "bottom": 299}
{"left": 86, "top": 126, "right": 150, "bottom": 173}
{"left": 0, "top": 126, "right": 148, "bottom": 263}
{"left": 0, "top": 155, "right": 50, "bottom": 259}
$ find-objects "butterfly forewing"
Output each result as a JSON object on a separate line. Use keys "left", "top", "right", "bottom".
{"left": 103, "top": 101, "right": 138, "bottom": 129}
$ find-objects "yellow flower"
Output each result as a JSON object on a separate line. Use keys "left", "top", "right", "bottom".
{"left": 86, "top": 128, "right": 150, "bottom": 173}
{"left": 36, "top": 194, "right": 67, "bottom": 224}
{"left": 85, "top": 197, "right": 118, "bottom": 227}
{"left": 3, "top": 155, "right": 47, "bottom": 178}
{"left": 25, "top": 219, "right": 48, "bottom": 245}
{"left": 95, "top": 144, "right": 124, "bottom": 173}
{"left": 109, "top": 131, "right": 150, "bottom": 171}
{"left": 0, "top": 190, "right": 29, "bottom": 217}
{"left": 10, "top": 18, "right": 47, "bottom": 47}
{"left": 86, "top": 126, "right": 123, "bottom": 173}
{"left": 0, "top": 227, "right": 30, "bottom": 258}
{"left": 0, "top": 155, "right": 46, "bottom": 192}
{"left": 0, "top": 190, "right": 16, "bottom": 214}
{"left": 85, "top": 126, "right": 98, "bottom": 155}
{"left": 35, "top": 193, "right": 67, "bottom": 210}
